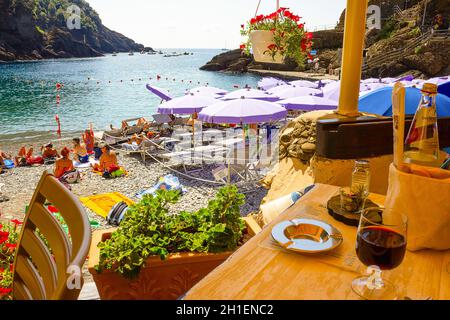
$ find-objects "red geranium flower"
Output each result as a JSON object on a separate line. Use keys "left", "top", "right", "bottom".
{"left": 5, "top": 243, "right": 17, "bottom": 249}
{"left": 47, "top": 205, "right": 59, "bottom": 213}
{"left": 250, "top": 18, "right": 256, "bottom": 24}
{"left": 11, "top": 219, "right": 23, "bottom": 226}
{"left": 240, "top": 44, "right": 246, "bottom": 50}
{"left": 306, "top": 32, "right": 313, "bottom": 40}
{"left": 267, "top": 44, "right": 277, "bottom": 50}
{"left": 298, "top": 23, "right": 304, "bottom": 29}
{"left": 241, "top": 24, "right": 245, "bottom": 29}
{"left": 0, "top": 287, "right": 12, "bottom": 295}
{"left": 0, "top": 231, "right": 9, "bottom": 244}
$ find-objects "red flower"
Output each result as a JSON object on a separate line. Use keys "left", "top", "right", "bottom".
{"left": 0, "top": 287, "right": 12, "bottom": 295}
{"left": 267, "top": 43, "right": 277, "bottom": 50}
{"left": 284, "top": 10, "right": 292, "bottom": 19}
{"left": 298, "top": 23, "right": 304, "bottom": 29}
{"left": 0, "top": 231, "right": 9, "bottom": 244}
{"left": 241, "top": 24, "right": 245, "bottom": 29}
{"left": 306, "top": 32, "right": 313, "bottom": 40}
{"left": 250, "top": 18, "right": 256, "bottom": 24}
{"left": 240, "top": 44, "right": 246, "bottom": 50}
{"left": 47, "top": 205, "right": 59, "bottom": 213}
{"left": 5, "top": 243, "right": 16, "bottom": 249}
{"left": 0, "top": 268, "right": 4, "bottom": 273}
{"left": 0, "top": 224, "right": 2, "bottom": 230}
{"left": 11, "top": 219, "right": 23, "bottom": 226}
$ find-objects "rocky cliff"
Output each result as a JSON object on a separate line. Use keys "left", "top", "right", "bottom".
{"left": 0, "top": 0, "right": 145, "bottom": 61}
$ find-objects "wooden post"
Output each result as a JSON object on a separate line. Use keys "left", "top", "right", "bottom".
{"left": 337, "top": 0, "right": 368, "bottom": 116}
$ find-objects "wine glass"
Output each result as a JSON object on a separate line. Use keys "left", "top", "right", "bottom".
{"left": 352, "top": 207, "right": 407, "bottom": 300}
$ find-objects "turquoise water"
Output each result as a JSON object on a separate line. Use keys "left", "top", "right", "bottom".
{"left": 0, "top": 49, "right": 260, "bottom": 142}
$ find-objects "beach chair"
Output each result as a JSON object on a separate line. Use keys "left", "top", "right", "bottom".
{"left": 12, "top": 170, "right": 91, "bottom": 300}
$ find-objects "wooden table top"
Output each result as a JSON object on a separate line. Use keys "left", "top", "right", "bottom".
{"left": 185, "top": 184, "right": 450, "bottom": 300}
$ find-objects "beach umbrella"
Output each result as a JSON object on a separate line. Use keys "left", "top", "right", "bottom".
{"left": 188, "top": 86, "right": 228, "bottom": 96}
{"left": 358, "top": 87, "right": 450, "bottom": 117}
{"left": 198, "top": 98, "right": 287, "bottom": 124}
{"left": 362, "top": 78, "right": 381, "bottom": 84}
{"left": 289, "top": 80, "right": 318, "bottom": 89}
{"left": 323, "top": 83, "right": 369, "bottom": 101}
{"left": 221, "top": 88, "right": 278, "bottom": 102}
{"left": 157, "top": 93, "right": 216, "bottom": 114}
{"left": 258, "top": 77, "right": 286, "bottom": 91}
{"left": 365, "top": 82, "right": 388, "bottom": 91}
{"left": 271, "top": 86, "right": 323, "bottom": 99}
{"left": 277, "top": 96, "right": 338, "bottom": 111}
{"left": 438, "top": 81, "right": 450, "bottom": 98}
{"left": 381, "top": 77, "right": 396, "bottom": 84}
{"left": 146, "top": 84, "right": 172, "bottom": 101}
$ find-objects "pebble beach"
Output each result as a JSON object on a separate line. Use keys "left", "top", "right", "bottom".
{"left": 0, "top": 138, "right": 268, "bottom": 225}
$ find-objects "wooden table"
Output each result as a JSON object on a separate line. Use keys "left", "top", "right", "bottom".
{"left": 185, "top": 184, "right": 450, "bottom": 300}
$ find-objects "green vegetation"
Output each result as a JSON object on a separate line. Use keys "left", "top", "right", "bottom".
{"left": 377, "top": 19, "right": 398, "bottom": 40}
{"left": 8, "top": 0, "right": 101, "bottom": 33}
{"left": 414, "top": 45, "right": 423, "bottom": 54}
{"left": 95, "top": 185, "right": 246, "bottom": 279}
{"left": 409, "top": 27, "right": 421, "bottom": 38}
{"left": 35, "top": 25, "right": 45, "bottom": 34}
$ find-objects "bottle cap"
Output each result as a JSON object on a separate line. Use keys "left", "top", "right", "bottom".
{"left": 421, "top": 83, "right": 438, "bottom": 94}
{"left": 355, "top": 160, "right": 370, "bottom": 168}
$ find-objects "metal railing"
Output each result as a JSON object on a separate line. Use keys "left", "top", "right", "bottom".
{"left": 361, "top": 28, "right": 450, "bottom": 72}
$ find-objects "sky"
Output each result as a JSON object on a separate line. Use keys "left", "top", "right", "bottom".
{"left": 86, "top": 0, "right": 347, "bottom": 49}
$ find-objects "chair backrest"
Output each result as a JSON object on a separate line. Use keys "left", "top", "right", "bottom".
{"left": 12, "top": 170, "right": 91, "bottom": 300}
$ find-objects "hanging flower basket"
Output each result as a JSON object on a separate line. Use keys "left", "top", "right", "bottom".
{"left": 240, "top": 8, "right": 313, "bottom": 66}
{"left": 249, "top": 30, "right": 284, "bottom": 64}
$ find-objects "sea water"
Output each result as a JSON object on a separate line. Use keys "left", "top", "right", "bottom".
{"left": 0, "top": 49, "right": 260, "bottom": 142}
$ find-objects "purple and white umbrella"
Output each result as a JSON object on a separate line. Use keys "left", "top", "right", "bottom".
{"left": 289, "top": 80, "right": 318, "bottom": 89}
{"left": 271, "top": 86, "right": 323, "bottom": 99}
{"left": 157, "top": 93, "right": 216, "bottom": 115}
{"left": 277, "top": 96, "right": 338, "bottom": 111}
{"left": 198, "top": 98, "right": 287, "bottom": 124}
{"left": 258, "top": 77, "right": 286, "bottom": 91}
{"left": 323, "top": 83, "right": 369, "bottom": 101}
{"left": 362, "top": 78, "right": 381, "bottom": 84}
{"left": 146, "top": 84, "right": 172, "bottom": 101}
{"left": 221, "top": 88, "right": 278, "bottom": 102}
{"left": 187, "top": 86, "right": 228, "bottom": 96}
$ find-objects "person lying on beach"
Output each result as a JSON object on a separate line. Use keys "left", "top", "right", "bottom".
{"left": 72, "top": 138, "right": 89, "bottom": 163}
{"left": 92, "top": 144, "right": 118, "bottom": 173}
{"left": 0, "top": 150, "right": 12, "bottom": 167}
{"left": 82, "top": 129, "right": 95, "bottom": 154}
{"left": 15, "top": 147, "right": 43, "bottom": 166}
{"left": 54, "top": 147, "right": 74, "bottom": 178}
{"left": 41, "top": 143, "right": 59, "bottom": 163}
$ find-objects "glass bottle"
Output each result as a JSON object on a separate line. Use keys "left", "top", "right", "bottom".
{"left": 404, "top": 83, "right": 440, "bottom": 164}
{"left": 351, "top": 160, "right": 370, "bottom": 195}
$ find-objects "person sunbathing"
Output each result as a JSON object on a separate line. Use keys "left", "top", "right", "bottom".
{"left": 41, "top": 143, "right": 59, "bottom": 163}
{"left": 15, "top": 147, "right": 43, "bottom": 166}
{"left": 93, "top": 144, "right": 118, "bottom": 172}
{"left": 54, "top": 147, "right": 74, "bottom": 178}
{"left": 0, "top": 150, "right": 12, "bottom": 167}
{"left": 82, "top": 129, "right": 95, "bottom": 154}
{"left": 72, "top": 138, "right": 89, "bottom": 163}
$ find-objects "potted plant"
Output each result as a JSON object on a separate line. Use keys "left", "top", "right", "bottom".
{"left": 88, "top": 185, "right": 260, "bottom": 300}
{"left": 0, "top": 219, "right": 21, "bottom": 301}
{"left": 240, "top": 7, "right": 313, "bottom": 65}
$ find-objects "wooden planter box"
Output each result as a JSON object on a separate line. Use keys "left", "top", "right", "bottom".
{"left": 88, "top": 217, "right": 261, "bottom": 300}
{"left": 249, "top": 30, "right": 284, "bottom": 64}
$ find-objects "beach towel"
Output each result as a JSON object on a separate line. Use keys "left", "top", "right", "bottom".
{"left": 73, "top": 158, "right": 99, "bottom": 168}
{"left": 136, "top": 174, "right": 187, "bottom": 199}
{"left": 3, "top": 159, "right": 14, "bottom": 169}
{"left": 80, "top": 192, "right": 135, "bottom": 218}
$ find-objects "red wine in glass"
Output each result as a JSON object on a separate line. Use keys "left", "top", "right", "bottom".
{"left": 356, "top": 226, "right": 406, "bottom": 270}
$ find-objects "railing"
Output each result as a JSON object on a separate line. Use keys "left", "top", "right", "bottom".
{"left": 361, "top": 28, "right": 450, "bottom": 72}
{"left": 309, "top": 24, "right": 339, "bottom": 32}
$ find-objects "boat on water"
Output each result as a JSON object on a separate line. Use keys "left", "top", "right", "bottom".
{"left": 112, "top": 52, "right": 118, "bottom": 56}
{"left": 128, "top": 51, "right": 134, "bottom": 56}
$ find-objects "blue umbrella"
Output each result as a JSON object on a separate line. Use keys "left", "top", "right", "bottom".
{"left": 358, "top": 87, "right": 450, "bottom": 117}
{"left": 438, "top": 81, "right": 450, "bottom": 98}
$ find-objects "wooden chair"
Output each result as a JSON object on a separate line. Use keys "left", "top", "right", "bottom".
{"left": 12, "top": 170, "right": 91, "bottom": 300}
